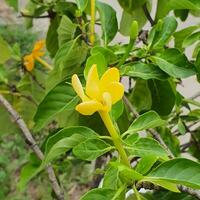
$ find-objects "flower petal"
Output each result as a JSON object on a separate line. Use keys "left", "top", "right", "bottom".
{"left": 33, "top": 40, "right": 45, "bottom": 52}
{"left": 105, "top": 82, "right": 124, "bottom": 104}
{"left": 102, "top": 92, "right": 112, "bottom": 112}
{"left": 86, "top": 64, "right": 101, "bottom": 100}
{"left": 71, "top": 74, "right": 88, "bottom": 101}
{"left": 76, "top": 100, "right": 103, "bottom": 115}
{"left": 100, "top": 67, "right": 120, "bottom": 90}
{"left": 24, "top": 54, "right": 34, "bottom": 71}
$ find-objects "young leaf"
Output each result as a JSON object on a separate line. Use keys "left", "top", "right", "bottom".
{"left": 81, "top": 188, "right": 116, "bottom": 200}
{"left": 76, "top": 0, "right": 88, "bottom": 12}
{"left": 169, "top": 0, "right": 200, "bottom": 10}
{"left": 126, "top": 137, "right": 169, "bottom": 160}
{"left": 0, "top": 35, "right": 11, "bottom": 64}
{"left": 182, "top": 31, "right": 200, "bottom": 48}
{"left": 96, "top": 1, "right": 118, "bottom": 44}
{"left": 120, "top": 62, "right": 169, "bottom": 80}
{"left": 73, "top": 138, "right": 114, "bottom": 161}
{"left": 126, "top": 111, "right": 166, "bottom": 134}
{"left": 146, "top": 158, "right": 200, "bottom": 189}
{"left": 34, "top": 81, "right": 79, "bottom": 131}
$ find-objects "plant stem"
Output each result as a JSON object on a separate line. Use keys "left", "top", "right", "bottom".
{"left": 183, "top": 98, "right": 200, "bottom": 107}
{"left": 117, "top": 39, "right": 135, "bottom": 67}
{"left": 35, "top": 56, "right": 53, "bottom": 70}
{"left": 133, "top": 184, "right": 141, "bottom": 200}
{"left": 99, "top": 111, "right": 130, "bottom": 167}
{"left": 90, "top": 0, "right": 96, "bottom": 45}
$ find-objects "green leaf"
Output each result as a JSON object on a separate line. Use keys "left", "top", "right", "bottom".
{"left": 136, "top": 156, "right": 158, "bottom": 174}
{"left": 76, "top": 0, "right": 88, "bottom": 12}
{"left": 126, "top": 111, "right": 166, "bottom": 134}
{"left": 46, "top": 15, "right": 60, "bottom": 57}
{"left": 169, "top": 0, "right": 200, "bottom": 10}
{"left": 120, "top": 62, "right": 168, "bottom": 80}
{"left": 0, "top": 35, "right": 11, "bottom": 64}
{"left": 174, "top": 26, "right": 199, "bottom": 51}
{"left": 178, "top": 118, "right": 186, "bottom": 134}
{"left": 91, "top": 46, "right": 117, "bottom": 64}
{"left": 150, "top": 49, "right": 196, "bottom": 78}
{"left": 155, "top": 0, "right": 171, "bottom": 20}
{"left": 110, "top": 162, "right": 143, "bottom": 184}
{"left": 73, "top": 138, "right": 114, "bottom": 161}
{"left": 57, "top": 15, "right": 77, "bottom": 47}
{"left": 149, "top": 16, "right": 177, "bottom": 49}
{"left": 81, "top": 188, "right": 116, "bottom": 200}
{"left": 129, "top": 79, "right": 152, "bottom": 112}
{"left": 146, "top": 158, "right": 200, "bottom": 189}
{"left": 34, "top": 81, "right": 78, "bottom": 131}
{"left": 96, "top": 1, "right": 118, "bottom": 44}
{"left": 103, "top": 167, "right": 120, "bottom": 190}
{"left": 84, "top": 52, "right": 107, "bottom": 78}
{"left": 126, "top": 137, "right": 169, "bottom": 160}
{"left": 182, "top": 31, "right": 200, "bottom": 48}
{"left": 111, "top": 100, "right": 124, "bottom": 120}
{"left": 148, "top": 79, "right": 176, "bottom": 116}
{"left": 118, "top": 0, "right": 147, "bottom": 12}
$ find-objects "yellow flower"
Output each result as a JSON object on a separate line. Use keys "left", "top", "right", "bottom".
{"left": 23, "top": 40, "right": 45, "bottom": 71}
{"left": 71, "top": 64, "right": 124, "bottom": 115}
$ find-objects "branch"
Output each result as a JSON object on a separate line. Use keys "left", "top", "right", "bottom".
{"left": 142, "top": 3, "right": 155, "bottom": 26}
{"left": 123, "top": 95, "right": 200, "bottom": 199}
{"left": 0, "top": 94, "right": 64, "bottom": 200}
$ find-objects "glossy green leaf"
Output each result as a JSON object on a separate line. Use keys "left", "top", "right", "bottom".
{"left": 169, "top": 0, "right": 200, "bottom": 10}
{"left": 120, "top": 62, "right": 168, "bottom": 80}
{"left": 118, "top": 0, "right": 147, "bottom": 12}
{"left": 34, "top": 81, "right": 79, "bottom": 131}
{"left": 126, "top": 137, "right": 169, "bottom": 160}
{"left": 148, "top": 79, "right": 176, "bottom": 116}
{"left": 81, "top": 188, "right": 116, "bottom": 200}
{"left": 96, "top": 1, "right": 118, "bottom": 44}
{"left": 182, "top": 31, "right": 200, "bottom": 48}
{"left": 111, "top": 100, "right": 124, "bottom": 120}
{"left": 146, "top": 158, "right": 200, "bottom": 189}
{"left": 150, "top": 49, "right": 196, "bottom": 78}
{"left": 73, "top": 138, "right": 113, "bottom": 161}
{"left": 174, "top": 26, "right": 199, "bottom": 51}
{"left": 155, "top": 0, "right": 171, "bottom": 20}
{"left": 126, "top": 111, "right": 166, "bottom": 134}
{"left": 57, "top": 15, "right": 77, "bottom": 47}
{"left": 149, "top": 16, "right": 177, "bottom": 49}
{"left": 84, "top": 52, "right": 107, "bottom": 78}
{"left": 0, "top": 36, "right": 11, "bottom": 64}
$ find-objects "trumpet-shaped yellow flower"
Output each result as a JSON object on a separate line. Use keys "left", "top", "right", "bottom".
{"left": 23, "top": 40, "right": 45, "bottom": 71}
{"left": 71, "top": 64, "right": 124, "bottom": 115}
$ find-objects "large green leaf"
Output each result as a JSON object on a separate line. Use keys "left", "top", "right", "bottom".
{"left": 126, "top": 137, "right": 169, "bottom": 160}
{"left": 0, "top": 35, "right": 11, "bottom": 64}
{"left": 96, "top": 1, "right": 118, "bottom": 44}
{"left": 182, "top": 31, "right": 200, "bottom": 48}
{"left": 126, "top": 111, "right": 166, "bottom": 134}
{"left": 169, "top": 0, "right": 200, "bottom": 10}
{"left": 73, "top": 138, "right": 114, "bottom": 161}
{"left": 34, "top": 81, "right": 78, "bottom": 131}
{"left": 148, "top": 79, "right": 176, "bottom": 116}
{"left": 57, "top": 15, "right": 77, "bottom": 46}
{"left": 174, "top": 26, "right": 199, "bottom": 51}
{"left": 150, "top": 49, "right": 196, "bottom": 78}
{"left": 148, "top": 16, "right": 177, "bottom": 49}
{"left": 120, "top": 62, "right": 168, "bottom": 80}
{"left": 146, "top": 158, "right": 200, "bottom": 189}
{"left": 81, "top": 188, "right": 116, "bottom": 200}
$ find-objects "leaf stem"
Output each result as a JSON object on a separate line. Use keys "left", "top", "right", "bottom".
{"left": 99, "top": 111, "right": 130, "bottom": 167}
{"left": 90, "top": 0, "right": 96, "bottom": 45}
{"left": 35, "top": 56, "right": 53, "bottom": 70}
{"left": 133, "top": 184, "right": 141, "bottom": 200}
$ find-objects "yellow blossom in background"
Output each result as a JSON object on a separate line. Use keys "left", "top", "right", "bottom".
{"left": 23, "top": 40, "right": 45, "bottom": 71}
{"left": 71, "top": 64, "right": 124, "bottom": 115}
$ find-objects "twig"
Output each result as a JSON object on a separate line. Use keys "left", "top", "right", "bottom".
{"left": 0, "top": 94, "right": 64, "bottom": 200}
{"left": 123, "top": 95, "right": 200, "bottom": 199}
{"left": 142, "top": 3, "right": 155, "bottom": 26}
{"left": 19, "top": 12, "right": 49, "bottom": 18}
{"left": 27, "top": 71, "right": 45, "bottom": 90}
